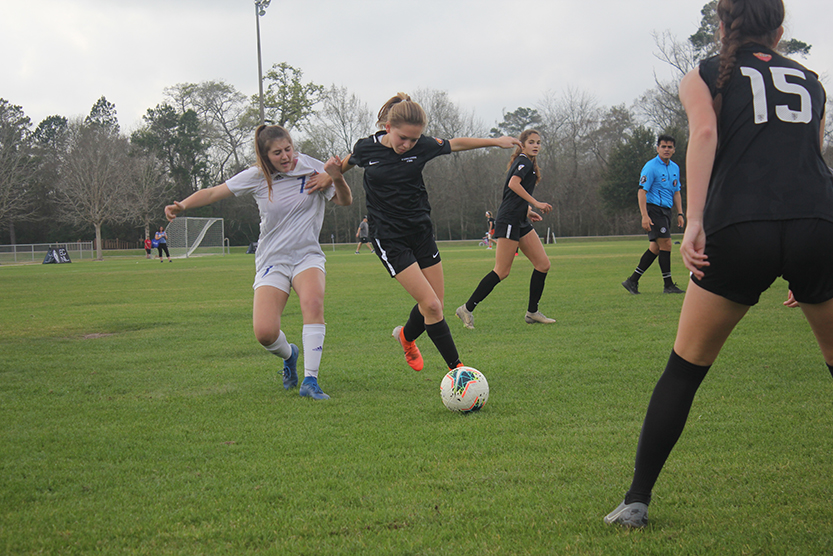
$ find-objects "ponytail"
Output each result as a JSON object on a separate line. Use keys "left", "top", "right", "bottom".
{"left": 376, "top": 93, "right": 427, "bottom": 130}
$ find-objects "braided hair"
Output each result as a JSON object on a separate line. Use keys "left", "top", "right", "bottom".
{"left": 713, "top": 0, "right": 785, "bottom": 115}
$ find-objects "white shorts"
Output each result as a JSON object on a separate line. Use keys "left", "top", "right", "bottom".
{"left": 252, "top": 253, "right": 326, "bottom": 294}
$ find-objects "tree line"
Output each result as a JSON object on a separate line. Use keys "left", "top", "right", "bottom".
{"left": 2, "top": 2, "right": 830, "bottom": 256}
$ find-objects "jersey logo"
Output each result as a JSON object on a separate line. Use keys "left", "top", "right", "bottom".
{"left": 401, "top": 156, "right": 417, "bottom": 163}
{"left": 368, "top": 160, "right": 380, "bottom": 165}
{"left": 754, "top": 52, "right": 773, "bottom": 62}
{"left": 433, "top": 137, "right": 444, "bottom": 145}
{"left": 518, "top": 164, "right": 525, "bottom": 171}
{"left": 673, "top": 179, "right": 678, "bottom": 186}
{"left": 640, "top": 176, "right": 647, "bottom": 185}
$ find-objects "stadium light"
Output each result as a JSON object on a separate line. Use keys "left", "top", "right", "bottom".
{"left": 254, "top": 0, "right": 271, "bottom": 126}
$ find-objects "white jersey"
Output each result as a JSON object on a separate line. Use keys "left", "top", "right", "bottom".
{"left": 226, "top": 154, "right": 335, "bottom": 272}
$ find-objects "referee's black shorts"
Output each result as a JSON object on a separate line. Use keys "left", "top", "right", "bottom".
{"left": 693, "top": 219, "right": 833, "bottom": 306}
{"left": 646, "top": 204, "right": 673, "bottom": 241}
{"left": 373, "top": 227, "right": 441, "bottom": 277}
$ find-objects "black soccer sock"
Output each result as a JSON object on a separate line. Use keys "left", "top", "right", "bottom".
{"left": 465, "top": 271, "right": 501, "bottom": 312}
{"left": 528, "top": 269, "right": 548, "bottom": 313}
{"left": 827, "top": 363, "right": 833, "bottom": 379}
{"left": 425, "top": 319, "right": 461, "bottom": 369}
{"left": 659, "top": 250, "right": 673, "bottom": 287}
{"left": 630, "top": 250, "right": 658, "bottom": 282}
{"left": 403, "top": 303, "right": 425, "bottom": 343}
{"left": 625, "top": 350, "right": 710, "bottom": 506}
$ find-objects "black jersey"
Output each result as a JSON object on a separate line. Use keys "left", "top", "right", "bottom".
{"left": 349, "top": 131, "right": 452, "bottom": 239}
{"left": 699, "top": 44, "right": 833, "bottom": 235}
{"left": 496, "top": 154, "right": 537, "bottom": 225}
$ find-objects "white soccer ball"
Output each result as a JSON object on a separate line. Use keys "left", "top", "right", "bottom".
{"left": 440, "top": 367, "right": 489, "bottom": 412}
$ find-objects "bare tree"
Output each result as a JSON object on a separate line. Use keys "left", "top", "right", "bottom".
{"left": 0, "top": 99, "right": 39, "bottom": 240}
{"left": 125, "top": 153, "right": 176, "bottom": 240}
{"left": 302, "top": 85, "right": 374, "bottom": 242}
{"left": 165, "top": 80, "right": 255, "bottom": 182}
{"left": 56, "top": 119, "right": 133, "bottom": 260}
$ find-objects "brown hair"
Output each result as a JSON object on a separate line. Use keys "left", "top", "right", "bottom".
{"left": 254, "top": 124, "right": 293, "bottom": 201}
{"left": 507, "top": 129, "right": 542, "bottom": 184}
{"left": 713, "top": 0, "right": 785, "bottom": 115}
{"left": 376, "top": 93, "right": 427, "bottom": 130}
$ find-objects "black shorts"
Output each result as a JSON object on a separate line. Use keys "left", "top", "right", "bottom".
{"left": 647, "top": 204, "right": 673, "bottom": 241}
{"left": 373, "top": 227, "right": 441, "bottom": 277}
{"left": 493, "top": 220, "right": 535, "bottom": 242}
{"left": 693, "top": 219, "right": 833, "bottom": 306}
{"left": 358, "top": 237, "right": 370, "bottom": 244}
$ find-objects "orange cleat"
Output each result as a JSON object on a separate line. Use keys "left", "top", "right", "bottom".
{"left": 392, "top": 326, "right": 424, "bottom": 371}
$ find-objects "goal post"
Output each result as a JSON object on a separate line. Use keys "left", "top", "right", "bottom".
{"left": 165, "top": 217, "right": 226, "bottom": 258}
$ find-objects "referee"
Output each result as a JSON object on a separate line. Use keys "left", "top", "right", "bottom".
{"left": 622, "top": 135, "right": 685, "bottom": 294}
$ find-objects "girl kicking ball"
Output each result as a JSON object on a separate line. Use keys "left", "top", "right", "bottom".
{"left": 321, "top": 93, "right": 519, "bottom": 373}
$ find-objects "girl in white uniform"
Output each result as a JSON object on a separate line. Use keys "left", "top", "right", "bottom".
{"left": 165, "top": 125, "right": 352, "bottom": 400}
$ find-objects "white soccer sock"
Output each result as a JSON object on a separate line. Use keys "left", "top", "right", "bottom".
{"left": 263, "top": 330, "right": 292, "bottom": 360}
{"left": 302, "top": 324, "right": 326, "bottom": 378}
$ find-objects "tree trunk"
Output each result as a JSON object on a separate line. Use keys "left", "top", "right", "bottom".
{"left": 8, "top": 221, "right": 16, "bottom": 245}
{"left": 95, "top": 223, "right": 103, "bottom": 260}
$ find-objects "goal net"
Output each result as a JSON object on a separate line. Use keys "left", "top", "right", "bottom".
{"left": 165, "top": 217, "right": 226, "bottom": 258}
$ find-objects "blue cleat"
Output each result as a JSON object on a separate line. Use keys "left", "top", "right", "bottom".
{"left": 299, "top": 376, "right": 330, "bottom": 400}
{"left": 282, "top": 344, "right": 299, "bottom": 390}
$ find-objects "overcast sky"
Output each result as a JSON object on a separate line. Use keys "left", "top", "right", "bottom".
{"left": 2, "top": 0, "right": 830, "bottom": 135}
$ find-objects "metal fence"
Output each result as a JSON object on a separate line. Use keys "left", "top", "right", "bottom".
{"left": 0, "top": 242, "right": 95, "bottom": 263}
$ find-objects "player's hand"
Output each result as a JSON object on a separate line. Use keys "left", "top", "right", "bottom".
{"left": 495, "top": 136, "right": 522, "bottom": 149}
{"left": 677, "top": 214, "right": 686, "bottom": 229}
{"left": 641, "top": 215, "right": 653, "bottom": 232}
{"left": 680, "top": 220, "right": 708, "bottom": 279}
{"left": 534, "top": 201, "right": 552, "bottom": 214}
{"left": 783, "top": 290, "right": 799, "bottom": 308}
{"left": 165, "top": 201, "right": 184, "bottom": 222}
{"left": 305, "top": 171, "right": 333, "bottom": 194}
{"left": 324, "top": 156, "right": 344, "bottom": 179}
{"left": 528, "top": 210, "right": 543, "bottom": 223}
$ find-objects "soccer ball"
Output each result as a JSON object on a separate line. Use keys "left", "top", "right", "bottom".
{"left": 440, "top": 367, "right": 489, "bottom": 412}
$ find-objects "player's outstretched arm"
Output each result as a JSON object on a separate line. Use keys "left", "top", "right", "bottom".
{"left": 165, "top": 184, "right": 233, "bottom": 221}
{"left": 449, "top": 136, "right": 520, "bottom": 152}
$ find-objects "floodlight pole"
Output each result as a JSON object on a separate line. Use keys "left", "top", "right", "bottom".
{"left": 255, "top": 0, "right": 271, "bottom": 126}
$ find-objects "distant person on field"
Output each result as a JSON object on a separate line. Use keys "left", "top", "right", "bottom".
{"left": 485, "top": 211, "right": 497, "bottom": 249}
{"left": 144, "top": 237, "right": 152, "bottom": 259}
{"left": 456, "top": 129, "right": 555, "bottom": 330}
{"left": 354, "top": 216, "right": 375, "bottom": 254}
{"left": 155, "top": 226, "right": 171, "bottom": 262}
{"left": 605, "top": 0, "right": 833, "bottom": 528}
{"left": 621, "top": 135, "right": 685, "bottom": 295}
{"left": 164, "top": 125, "right": 352, "bottom": 400}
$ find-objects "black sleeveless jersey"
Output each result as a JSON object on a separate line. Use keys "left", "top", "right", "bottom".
{"left": 349, "top": 131, "right": 451, "bottom": 239}
{"left": 699, "top": 44, "right": 833, "bottom": 235}
{"left": 496, "top": 154, "right": 537, "bottom": 225}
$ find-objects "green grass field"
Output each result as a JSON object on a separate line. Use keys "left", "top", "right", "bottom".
{"left": 1, "top": 238, "right": 831, "bottom": 555}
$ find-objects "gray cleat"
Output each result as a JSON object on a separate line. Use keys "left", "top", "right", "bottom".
{"left": 604, "top": 500, "right": 648, "bottom": 528}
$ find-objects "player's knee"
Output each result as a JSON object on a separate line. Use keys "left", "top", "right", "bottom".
{"left": 299, "top": 297, "right": 324, "bottom": 321}
{"left": 536, "top": 260, "right": 551, "bottom": 273}
{"left": 420, "top": 297, "right": 444, "bottom": 320}
{"left": 253, "top": 325, "right": 279, "bottom": 347}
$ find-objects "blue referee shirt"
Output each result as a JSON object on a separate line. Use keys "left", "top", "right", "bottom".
{"left": 639, "top": 155, "right": 680, "bottom": 208}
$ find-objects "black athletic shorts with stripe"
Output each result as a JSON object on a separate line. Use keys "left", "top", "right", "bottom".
{"left": 373, "top": 227, "right": 441, "bottom": 277}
